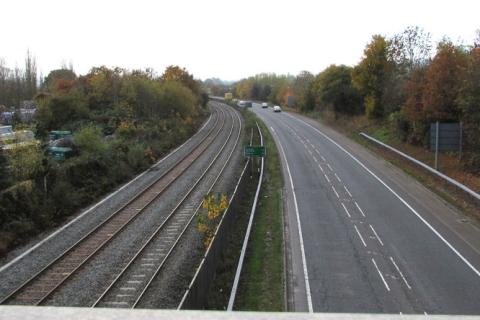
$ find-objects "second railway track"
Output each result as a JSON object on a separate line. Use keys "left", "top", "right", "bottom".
{"left": 0, "top": 103, "right": 239, "bottom": 306}
{"left": 93, "top": 101, "right": 242, "bottom": 308}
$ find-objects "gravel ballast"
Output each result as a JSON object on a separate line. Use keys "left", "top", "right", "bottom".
{"left": 0, "top": 106, "right": 220, "bottom": 301}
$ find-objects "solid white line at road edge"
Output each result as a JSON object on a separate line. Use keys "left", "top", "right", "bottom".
{"left": 272, "top": 129, "right": 314, "bottom": 313}
{"left": 285, "top": 112, "right": 480, "bottom": 278}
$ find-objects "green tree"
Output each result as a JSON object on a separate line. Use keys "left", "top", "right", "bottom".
{"left": 293, "top": 71, "right": 315, "bottom": 111}
{"left": 74, "top": 125, "right": 106, "bottom": 157}
{"left": 158, "top": 81, "right": 196, "bottom": 119}
{"left": 36, "top": 90, "right": 89, "bottom": 131}
{"left": 6, "top": 146, "right": 44, "bottom": 183}
{"left": 313, "top": 65, "right": 361, "bottom": 116}
{"left": 0, "top": 148, "right": 9, "bottom": 190}
{"left": 352, "top": 35, "right": 394, "bottom": 118}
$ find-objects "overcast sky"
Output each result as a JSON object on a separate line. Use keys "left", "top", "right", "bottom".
{"left": 2, "top": 0, "right": 479, "bottom": 81}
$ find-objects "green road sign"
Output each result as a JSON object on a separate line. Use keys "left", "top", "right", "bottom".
{"left": 244, "top": 145, "right": 265, "bottom": 157}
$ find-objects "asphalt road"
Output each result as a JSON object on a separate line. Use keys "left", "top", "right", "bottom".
{"left": 251, "top": 105, "right": 480, "bottom": 315}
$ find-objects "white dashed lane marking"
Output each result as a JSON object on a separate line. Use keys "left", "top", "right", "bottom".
{"left": 341, "top": 202, "right": 352, "bottom": 218}
{"left": 369, "top": 224, "right": 384, "bottom": 246}
{"left": 390, "top": 256, "right": 412, "bottom": 290}
{"left": 324, "top": 173, "right": 330, "bottom": 183}
{"left": 354, "top": 225, "right": 367, "bottom": 247}
{"left": 331, "top": 185, "right": 340, "bottom": 198}
{"left": 343, "top": 185, "right": 353, "bottom": 197}
{"left": 355, "top": 201, "right": 366, "bottom": 217}
{"left": 372, "top": 258, "right": 391, "bottom": 291}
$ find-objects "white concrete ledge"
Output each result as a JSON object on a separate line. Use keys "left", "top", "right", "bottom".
{"left": 1, "top": 306, "right": 479, "bottom": 320}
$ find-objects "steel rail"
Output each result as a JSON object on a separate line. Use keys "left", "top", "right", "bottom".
{"left": 1, "top": 105, "right": 226, "bottom": 306}
{"left": 92, "top": 103, "right": 242, "bottom": 308}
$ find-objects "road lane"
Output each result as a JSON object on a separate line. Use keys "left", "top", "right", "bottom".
{"left": 251, "top": 105, "right": 480, "bottom": 314}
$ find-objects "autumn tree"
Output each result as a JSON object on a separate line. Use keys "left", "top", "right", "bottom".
{"left": 422, "top": 40, "right": 467, "bottom": 122}
{"left": 84, "top": 66, "right": 124, "bottom": 109}
{"left": 352, "top": 35, "right": 394, "bottom": 118}
{"left": 456, "top": 47, "right": 480, "bottom": 170}
{"left": 402, "top": 66, "right": 427, "bottom": 144}
{"left": 235, "top": 79, "right": 253, "bottom": 99}
{"left": 160, "top": 65, "right": 199, "bottom": 96}
{"left": 43, "top": 68, "right": 77, "bottom": 94}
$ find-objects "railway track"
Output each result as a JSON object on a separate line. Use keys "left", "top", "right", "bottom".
{"left": 1, "top": 104, "right": 232, "bottom": 306}
{"left": 92, "top": 102, "right": 242, "bottom": 308}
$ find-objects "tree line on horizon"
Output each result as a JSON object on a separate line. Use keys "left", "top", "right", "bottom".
{"left": 205, "top": 26, "right": 480, "bottom": 172}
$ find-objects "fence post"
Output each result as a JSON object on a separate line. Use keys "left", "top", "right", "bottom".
{"left": 435, "top": 121, "right": 439, "bottom": 171}
{"left": 459, "top": 121, "right": 463, "bottom": 160}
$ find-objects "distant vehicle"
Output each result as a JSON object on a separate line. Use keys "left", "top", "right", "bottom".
{"left": 224, "top": 92, "right": 233, "bottom": 101}
{"left": 237, "top": 100, "right": 252, "bottom": 108}
{"left": 273, "top": 105, "right": 282, "bottom": 112}
{"left": 261, "top": 102, "right": 268, "bottom": 108}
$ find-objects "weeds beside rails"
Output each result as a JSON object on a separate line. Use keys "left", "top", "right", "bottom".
{"left": 197, "top": 194, "right": 229, "bottom": 248}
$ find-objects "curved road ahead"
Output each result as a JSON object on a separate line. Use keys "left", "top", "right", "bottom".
{"left": 252, "top": 105, "right": 480, "bottom": 315}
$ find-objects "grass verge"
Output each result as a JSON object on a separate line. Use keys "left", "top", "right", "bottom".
{"left": 234, "top": 111, "right": 285, "bottom": 311}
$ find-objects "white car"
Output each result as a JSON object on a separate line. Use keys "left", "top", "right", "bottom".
{"left": 261, "top": 102, "right": 268, "bottom": 108}
{"left": 273, "top": 105, "right": 282, "bottom": 112}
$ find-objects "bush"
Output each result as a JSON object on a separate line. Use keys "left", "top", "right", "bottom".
{"left": 389, "top": 111, "right": 409, "bottom": 142}
{"left": 74, "top": 125, "right": 107, "bottom": 157}
{"left": 126, "top": 144, "right": 149, "bottom": 170}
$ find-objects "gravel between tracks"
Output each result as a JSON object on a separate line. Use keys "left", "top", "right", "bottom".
{"left": 136, "top": 103, "right": 246, "bottom": 309}
{"left": 0, "top": 107, "right": 219, "bottom": 301}
{"left": 44, "top": 103, "right": 237, "bottom": 306}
